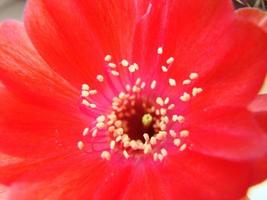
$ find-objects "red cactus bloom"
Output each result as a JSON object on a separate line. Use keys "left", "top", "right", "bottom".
{"left": 1, "top": 0, "right": 267, "bottom": 199}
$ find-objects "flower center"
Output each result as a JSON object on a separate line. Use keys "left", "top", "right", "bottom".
{"left": 77, "top": 47, "right": 204, "bottom": 162}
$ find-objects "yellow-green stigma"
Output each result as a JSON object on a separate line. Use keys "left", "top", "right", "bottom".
{"left": 142, "top": 113, "right": 153, "bottom": 128}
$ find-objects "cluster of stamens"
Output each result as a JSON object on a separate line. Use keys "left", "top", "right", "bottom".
{"left": 77, "top": 47, "right": 203, "bottom": 162}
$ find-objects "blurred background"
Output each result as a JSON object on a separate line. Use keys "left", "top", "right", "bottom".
{"left": 0, "top": 0, "right": 266, "bottom": 199}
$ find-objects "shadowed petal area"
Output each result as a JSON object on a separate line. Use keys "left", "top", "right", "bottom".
{"left": 0, "top": 20, "right": 79, "bottom": 111}
{"left": 236, "top": 7, "right": 267, "bottom": 33}
{"left": 186, "top": 107, "right": 267, "bottom": 160}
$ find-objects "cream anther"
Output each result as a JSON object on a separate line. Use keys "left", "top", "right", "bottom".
{"left": 192, "top": 87, "right": 203, "bottom": 96}
{"left": 104, "top": 55, "right": 112, "bottom": 62}
{"left": 150, "top": 80, "right": 157, "bottom": 89}
{"left": 180, "top": 92, "right": 191, "bottom": 102}
{"left": 189, "top": 72, "right": 199, "bottom": 80}
{"left": 81, "top": 90, "right": 90, "bottom": 97}
{"left": 182, "top": 79, "right": 191, "bottom": 85}
{"left": 179, "top": 144, "right": 187, "bottom": 151}
{"left": 111, "top": 70, "right": 119, "bottom": 76}
{"left": 161, "top": 66, "right": 168, "bottom": 72}
{"left": 110, "top": 140, "right": 116, "bottom": 150}
{"left": 129, "top": 65, "right": 136, "bottom": 73}
{"left": 156, "top": 97, "right": 164, "bottom": 106}
{"left": 121, "top": 59, "right": 129, "bottom": 67}
{"left": 82, "top": 128, "right": 89, "bottom": 136}
{"left": 108, "top": 63, "right": 117, "bottom": 68}
{"left": 123, "top": 150, "right": 130, "bottom": 159}
{"left": 96, "top": 74, "right": 104, "bottom": 82}
{"left": 77, "top": 141, "right": 84, "bottom": 150}
{"left": 180, "top": 130, "right": 189, "bottom": 137}
{"left": 96, "top": 115, "right": 106, "bottom": 122}
{"left": 101, "top": 151, "right": 111, "bottom": 160}
{"left": 169, "top": 130, "right": 177, "bottom": 137}
{"left": 82, "top": 84, "right": 89, "bottom": 91}
{"left": 166, "top": 57, "right": 174, "bottom": 64}
{"left": 173, "top": 138, "right": 181, "bottom": 147}
{"left": 169, "top": 78, "right": 176, "bottom": 87}
{"left": 157, "top": 47, "right": 163, "bottom": 55}
{"left": 92, "top": 129, "right": 98, "bottom": 137}
{"left": 161, "top": 148, "right": 168, "bottom": 157}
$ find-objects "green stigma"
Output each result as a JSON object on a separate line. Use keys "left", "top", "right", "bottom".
{"left": 142, "top": 113, "right": 153, "bottom": 127}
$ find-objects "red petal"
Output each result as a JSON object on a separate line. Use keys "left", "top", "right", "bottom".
{"left": 236, "top": 8, "right": 267, "bottom": 33}
{"left": 0, "top": 20, "right": 79, "bottom": 111}
{"left": 24, "top": 0, "right": 146, "bottom": 89}
{"left": 2, "top": 152, "right": 253, "bottom": 200}
{"left": 186, "top": 19, "right": 267, "bottom": 109}
{"left": 24, "top": 0, "right": 234, "bottom": 86}
{"left": 0, "top": 88, "right": 86, "bottom": 158}
{"left": 160, "top": 151, "right": 253, "bottom": 200}
{"left": 186, "top": 107, "right": 267, "bottom": 160}
{"left": 249, "top": 94, "right": 267, "bottom": 132}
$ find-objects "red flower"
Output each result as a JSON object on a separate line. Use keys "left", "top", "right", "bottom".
{"left": 1, "top": 0, "right": 267, "bottom": 199}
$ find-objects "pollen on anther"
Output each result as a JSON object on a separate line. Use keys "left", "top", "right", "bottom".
{"left": 157, "top": 47, "right": 163, "bottom": 55}
{"left": 101, "top": 151, "right": 111, "bottom": 160}
{"left": 77, "top": 141, "right": 84, "bottom": 150}
{"left": 169, "top": 78, "right": 176, "bottom": 87}
{"left": 96, "top": 74, "right": 104, "bottom": 82}
{"left": 104, "top": 55, "right": 112, "bottom": 62}
{"left": 166, "top": 57, "right": 174, "bottom": 64}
